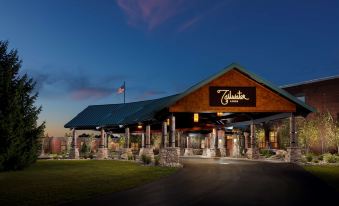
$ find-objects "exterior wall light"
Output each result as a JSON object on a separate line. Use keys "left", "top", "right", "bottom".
{"left": 194, "top": 113, "right": 199, "bottom": 122}
{"left": 217, "top": 112, "right": 223, "bottom": 117}
{"left": 137, "top": 125, "right": 143, "bottom": 129}
{"left": 166, "top": 118, "right": 170, "bottom": 125}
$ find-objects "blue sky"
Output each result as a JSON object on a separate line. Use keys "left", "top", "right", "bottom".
{"left": 1, "top": 0, "right": 338, "bottom": 136}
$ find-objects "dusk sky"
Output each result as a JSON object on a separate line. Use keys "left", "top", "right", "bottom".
{"left": 1, "top": 0, "right": 338, "bottom": 136}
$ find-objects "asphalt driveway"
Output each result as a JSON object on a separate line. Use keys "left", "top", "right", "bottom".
{"left": 65, "top": 158, "right": 338, "bottom": 206}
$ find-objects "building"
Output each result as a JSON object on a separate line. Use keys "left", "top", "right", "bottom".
{"left": 64, "top": 63, "right": 315, "bottom": 165}
{"left": 282, "top": 75, "right": 339, "bottom": 120}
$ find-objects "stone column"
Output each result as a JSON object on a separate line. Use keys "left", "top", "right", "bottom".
{"left": 218, "top": 130, "right": 227, "bottom": 157}
{"left": 206, "top": 128, "right": 220, "bottom": 157}
{"left": 97, "top": 128, "right": 108, "bottom": 159}
{"left": 246, "top": 122, "right": 259, "bottom": 159}
{"left": 69, "top": 128, "right": 79, "bottom": 159}
{"left": 286, "top": 113, "right": 301, "bottom": 162}
{"left": 170, "top": 115, "right": 176, "bottom": 148}
{"left": 161, "top": 121, "right": 167, "bottom": 148}
{"left": 184, "top": 135, "right": 194, "bottom": 156}
{"left": 202, "top": 136, "right": 209, "bottom": 156}
{"left": 244, "top": 131, "right": 250, "bottom": 150}
{"left": 140, "top": 125, "right": 154, "bottom": 159}
{"left": 121, "top": 127, "right": 132, "bottom": 159}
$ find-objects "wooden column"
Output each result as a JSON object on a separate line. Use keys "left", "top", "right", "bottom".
{"left": 125, "top": 127, "right": 130, "bottom": 148}
{"left": 100, "top": 128, "right": 105, "bottom": 148}
{"left": 212, "top": 128, "right": 217, "bottom": 148}
{"left": 290, "top": 113, "right": 297, "bottom": 147}
{"left": 72, "top": 129, "right": 78, "bottom": 149}
{"left": 250, "top": 123, "right": 256, "bottom": 149}
{"left": 146, "top": 125, "right": 151, "bottom": 148}
{"left": 170, "top": 115, "right": 176, "bottom": 148}
{"left": 141, "top": 133, "right": 145, "bottom": 148}
{"left": 162, "top": 121, "right": 167, "bottom": 148}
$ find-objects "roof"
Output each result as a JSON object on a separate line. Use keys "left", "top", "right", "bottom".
{"left": 280, "top": 75, "right": 339, "bottom": 88}
{"left": 65, "top": 63, "right": 316, "bottom": 129}
{"left": 64, "top": 94, "right": 180, "bottom": 129}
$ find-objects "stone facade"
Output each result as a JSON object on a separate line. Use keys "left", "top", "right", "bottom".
{"left": 285, "top": 147, "right": 301, "bottom": 163}
{"left": 219, "top": 148, "right": 227, "bottom": 157}
{"left": 246, "top": 148, "right": 259, "bottom": 159}
{"left": 121, "top": 148, "right": 133, "bottom": 159}
{"left": 184, "top": 148, "right": 194, "bottom": 156}
{"left": 139, "top": 148, "right": 154, "bottom": 160}
{"left": 205, "top": 148, "right": 221, "bottom": 157}
{"left": 97, "top": 148, "right": 108, "bottom": 159}
{"left": 159, "top": 148, "right": 182, "bottom": 167}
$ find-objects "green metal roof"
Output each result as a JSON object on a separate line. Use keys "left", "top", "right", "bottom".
{"left": 64, "top": 63, "right": 315, "bottom": 129}
{"left": 64, "top": 94, "right": 180, "bottom": 129}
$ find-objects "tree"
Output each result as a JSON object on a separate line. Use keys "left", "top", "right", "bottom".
{"left": 0, "top": 40, "right": 45, "bottom": 171}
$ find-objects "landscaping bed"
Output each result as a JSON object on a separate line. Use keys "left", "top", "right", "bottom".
{"left": 0, "top": 160, "right": 177, "bottom": 206}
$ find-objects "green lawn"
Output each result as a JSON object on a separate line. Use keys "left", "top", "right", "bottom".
{"left": 304, "top": 165, "right": 339, "bottom": 192}
{"left": 0, "top": 160, "right": 177, "bottom": 206}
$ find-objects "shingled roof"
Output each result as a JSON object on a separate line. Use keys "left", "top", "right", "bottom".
{"left": 65, "top": 63, "right": 316, "bottom": 129}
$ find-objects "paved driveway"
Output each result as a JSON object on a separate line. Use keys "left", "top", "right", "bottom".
{"left": 66, "top": 158, "right": 337, "bottom": 206}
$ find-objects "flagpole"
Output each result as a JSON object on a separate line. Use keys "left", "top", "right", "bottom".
{"left": 123, "top": 81, "right": 126, "bottom": 104}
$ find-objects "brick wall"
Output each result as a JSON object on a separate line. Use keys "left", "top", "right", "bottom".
{"left": 283, "top": 78, "right": 339, "bottom": 120}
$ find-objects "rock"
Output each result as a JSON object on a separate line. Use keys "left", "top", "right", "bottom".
{"left": 159, "top": 147, "right": 182, "bottom": 167}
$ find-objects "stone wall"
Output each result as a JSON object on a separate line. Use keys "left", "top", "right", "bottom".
{"left": 159, "top": 148, "right": 182, "bottom": 167}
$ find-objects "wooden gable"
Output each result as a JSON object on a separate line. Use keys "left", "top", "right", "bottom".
{"left": 169, "top": 68, "right": 296, "bottom": 113}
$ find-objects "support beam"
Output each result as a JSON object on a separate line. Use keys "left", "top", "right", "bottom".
{"left": 141, "top": 133, "right": 145, "bottom": 148}
{"left": 286, "top": 113, "right": 301, "bottom": 163}
{"left": 146, "top": 125, "right": 151, "bottom": 148}
{"left": 69, "top": 129, "right": 79, "bottom": 159}
{"left": 170, "top": 115, "right": 176, "bottom": 148}
{"left": 97, "top": 128, "right": 108, "bottom": 159}
{"left": 162, "top": 121, "right": 167, "bottom": 148}
{"left": 228, "top": 113, "right": 291, "bottom": 127}
{"left": 125, "top": 127, "right": 130, "bottom": 148}
{"left": 246, "top": 122, "right": 259, "bottom": 159}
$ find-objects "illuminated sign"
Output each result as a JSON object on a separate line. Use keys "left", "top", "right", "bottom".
{"left": 209, "top": 87, "right": 256, "bottom": 107}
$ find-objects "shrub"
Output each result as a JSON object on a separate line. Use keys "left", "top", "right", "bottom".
{"left": 128, "top": 155, "right": 134, "bottom": 160}
{"left": 313, "top": 159, "right": 319, "bottom": 163}
{"left": 141, "top": 154, "right": 151, "bottom": 165}
{"left": 318, "top": 155, "right": 323, "bottom": 161}
{"left": 306, "top": 153, "right": 313, "bottom": 162}
{"left": 154, "top": 156, "right": 160, "bottom": 166}
{"left": 260, "top": 149, "right": 275, "bottom": 158}
{"left": 323, "top": 153, "right": 337, "bottom": 163}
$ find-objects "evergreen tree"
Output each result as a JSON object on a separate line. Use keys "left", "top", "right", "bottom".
{"left": 0, "top": 40, "right": 45, "bottom": 171}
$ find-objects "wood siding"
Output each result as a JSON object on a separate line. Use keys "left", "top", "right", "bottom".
{"left": 169, "top": 69, "right": 296, "bottom": 113}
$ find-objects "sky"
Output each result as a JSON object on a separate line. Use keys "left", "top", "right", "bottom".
{"left": 1, "top": 0, "right": 338, "bottom": 137}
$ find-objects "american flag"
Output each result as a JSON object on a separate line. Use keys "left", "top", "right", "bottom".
{"left": 117, "top": 83, "right": 125, "bottom": 94}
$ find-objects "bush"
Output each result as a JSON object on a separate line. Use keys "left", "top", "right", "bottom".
{"left": 323, "top": 153, "right": 337, "bottom": 163}
{"left": 128, "top": 155, "right": 134, "bottom": 160}
{"left": 318, "top": 155, "right": 323, "bottom": 161}
{"left": 306, "top": 153, "right": 313, "bottom": 162}
{"left": 154, "top": 156, "right": 160, "bottom": 166}
{"left": 260, "top": 149, "right": 275, "bottom": 158}
{"left": 141, "top": 154, "right": 152, "bottom": 165}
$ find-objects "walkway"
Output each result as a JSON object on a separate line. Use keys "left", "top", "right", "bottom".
{"left": 64, "top": 158, "right": 338, "bottom": 206}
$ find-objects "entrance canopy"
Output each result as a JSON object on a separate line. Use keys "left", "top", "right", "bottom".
{"left": 64, "top": 63, "right": 315, "bottom": 131}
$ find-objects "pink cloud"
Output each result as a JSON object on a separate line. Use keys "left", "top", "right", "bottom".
{"left": 116, "top": 0, "right": 184, "bottom": 30}
{"left": 71, "top": 88, "right": 112, "bottom": 100}
{"left": 177, "top": 15, "right": 201, "bottom": 32}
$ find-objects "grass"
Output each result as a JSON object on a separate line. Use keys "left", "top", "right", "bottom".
{"left": 0, "top": 160, "right": 177, "bottom": 206}
{"left": 304, "top": 165, "right": 339, "bottom": 192}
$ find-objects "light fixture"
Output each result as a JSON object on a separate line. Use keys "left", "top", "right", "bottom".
{"left": 137, "top": 125, "right": 143, "bottom": 129}
{"left": 193, "top": 113, "right": 199, "bottom": 122}
{"left": 166, "top": 118, "right": 170, "bottom": 125}
{"left": 217, "top": 112, "right": 223, "bottom": 117}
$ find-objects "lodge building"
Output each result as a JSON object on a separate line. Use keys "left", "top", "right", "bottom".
{"left": 64, "top": 63, "right": 315, "bottom": 165}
